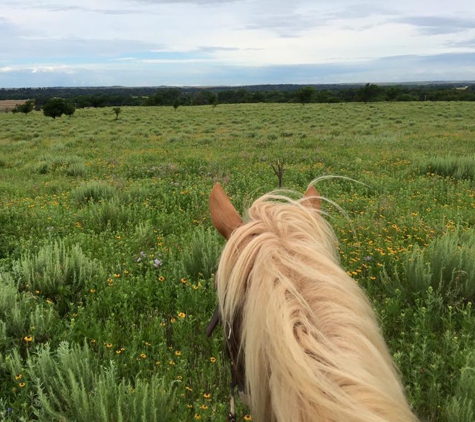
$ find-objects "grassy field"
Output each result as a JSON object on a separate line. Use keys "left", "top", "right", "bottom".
{"left": 1, "top": 102, "right": 475, "bottom": 421}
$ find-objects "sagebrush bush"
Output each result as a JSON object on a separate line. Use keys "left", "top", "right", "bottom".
{"left": 176, "top": 227, "right": 222, "bottom": 280}
{"left": 13, "top": 241, "right": 104, "bottom": 303}
{"left": 28, "top": 305, "right": 62, "bottom": 342}
{"left": 33, "top": 155, "right": 86, "bottom": 176}
{"left": 403, "top": 229, "right": 475, "bottom": 302}
{"left": 0, "top": 272, "right": 30, "bottom": 341}
{"left": 71, "top": 180, "right": 117, "bottom": 204}
{"left": 80, "top": 198, "right": 132, "bottom": 230}
{"left": 133, "top": 221, "right": 157, "bottom": 250}
{"left": 4, "top": 342, "right": 175, "bottom": 422}
{"left": 446, "top": 353, "right": 475, "bottom": 421}
{"left": 0, "top": 320, "right": 6, "bottom": 350}
{"left": 0, "top": 271, "right": 63, "bottom": 360}
{"left": 417, "top": 155, "right": 475, "bottom": 181}
{"left": 66, "top": 161, "right": 87, "bottom": 177}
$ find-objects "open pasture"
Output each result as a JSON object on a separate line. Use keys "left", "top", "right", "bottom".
{"left": 0, "top": 100, "right": 27, "bottom": 112}
{"left": 1, "top": 102, "right": 475, "bottom": 421}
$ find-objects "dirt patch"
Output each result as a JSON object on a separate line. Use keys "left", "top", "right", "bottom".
{"left": 0, "top": 99, "right": 28, "bottom": 112}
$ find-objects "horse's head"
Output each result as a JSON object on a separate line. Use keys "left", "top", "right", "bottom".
{"left": 207, "top": 183, "right": 418, "bottom": 422}
{"left": 208, "top": 183, "right": 322, "bottom": 415}
{"left": 209, "top": 182, "right": 321, "bottom": 240}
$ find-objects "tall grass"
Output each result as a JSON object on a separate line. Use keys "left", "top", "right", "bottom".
{"left": 417, "top": 155, "right": 475, "bottom": 181}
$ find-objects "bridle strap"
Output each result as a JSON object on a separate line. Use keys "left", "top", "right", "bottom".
{"left": 206, "top": 305, "right": 221, "bottom": 338}
{"left": 227, "top": 384, "right": 237, "bottom": 422}
{"left": 206, "top": 305, "right": 240, "bottom": 422}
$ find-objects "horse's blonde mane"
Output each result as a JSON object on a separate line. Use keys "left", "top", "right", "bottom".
{"left": 216, "top": 191, "right": 418, "bottom": 422}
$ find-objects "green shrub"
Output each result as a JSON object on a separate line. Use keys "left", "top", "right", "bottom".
{"left": 0, "top": 271, "right": 62, "bottom": 354}
{"left": 0, "top": 321, "right": 7, "bottom": 351}
{"left": 417, "top": 156, "right": 475, "bottom": 181}
{"left": 0, "top": 272, "right": 30, "bottom": 340}
{"left": 403, "top": 230, "right": 475, "bottom": 302}
{"left": 133, "top": 221, "right": 157, "bottom": 250}
{"left": 29, "top": 305, "right": 62, "bottom": 342}
{"left": 446, "top": 398, "right": 475, "bottom": 422}
{"left": 446, "top": 353, "right": 475, "bottom": 421}
{"left": 176, "top": 228, "right": 222, "bottom": 280}
{"left": 66, "top": 161, "right": 87, "bottom": 177}
{"left": 34, "top": 155, "right": 86, "bottom": 176}
{"left": 71, "top": 181, "right": 117, "bottom": 204}
{"left": 81, "top": 198, "right": 132, "bottom": 231}
{"left": 13, "top": 241, "right": 104, "bottom": 303}
{"left": 4, "top": 342, "right": 175, "bottom": 422}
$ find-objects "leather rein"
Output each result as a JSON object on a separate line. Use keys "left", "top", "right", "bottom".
{"left": 206, "top": 305, "right": 245, "bottom": 422}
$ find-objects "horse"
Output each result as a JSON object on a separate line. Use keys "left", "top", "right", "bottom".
{"left": 209, "top": 183, "right": 418, "bottom": 422}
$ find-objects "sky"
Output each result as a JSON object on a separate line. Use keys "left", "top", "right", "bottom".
{"left": 0, "top": 0, "right": 475, "bottom": 88}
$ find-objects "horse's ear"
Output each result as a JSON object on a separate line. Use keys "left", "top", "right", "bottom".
{"left": 303, "top": 185, "right": 321, "bottom": 211}
{"left": 210, "top": 183, "right": 243, "bottom": 239}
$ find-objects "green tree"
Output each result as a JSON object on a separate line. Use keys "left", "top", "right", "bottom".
{"left": 386, "top": 86, "right": 401, "bottom": 101}
{"left": 357, "top": 83, "right": 380, "bottom": 103}
{"left": 43, "top": 98, "right": 73, "bottom": 119}
{"left": 64, "top": 102, "right": 76, "bottom": 117}
{"left": 315, "top": 90, "right": 339, "bottom": 103}
{"left": 191, "top": 90, "right": 215, "bottom": 106}
{"left": 113, "top": 107, "right": 121, "bottom": 120}
{"left": 12, "top": 100, "right": 34, "bottom": 115}
{"left": 211, "top": 94, "right": 219, "bottom": 110}
{"left": 295, "top": 87, "right": 316, "bottom": 105}
{"left": 146, "top": 88, "right": 180, "bottom": 106}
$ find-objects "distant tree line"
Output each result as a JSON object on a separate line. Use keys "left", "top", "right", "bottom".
{"left": 2, "top": 83, "right": 474, "bottom": 110}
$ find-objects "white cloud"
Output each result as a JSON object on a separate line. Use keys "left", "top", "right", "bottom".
{"left": 0, "top": 64, "right": 76, "bottom": 74}
{"left": 31, "top": 65, "right": 76, "bottom": 74}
